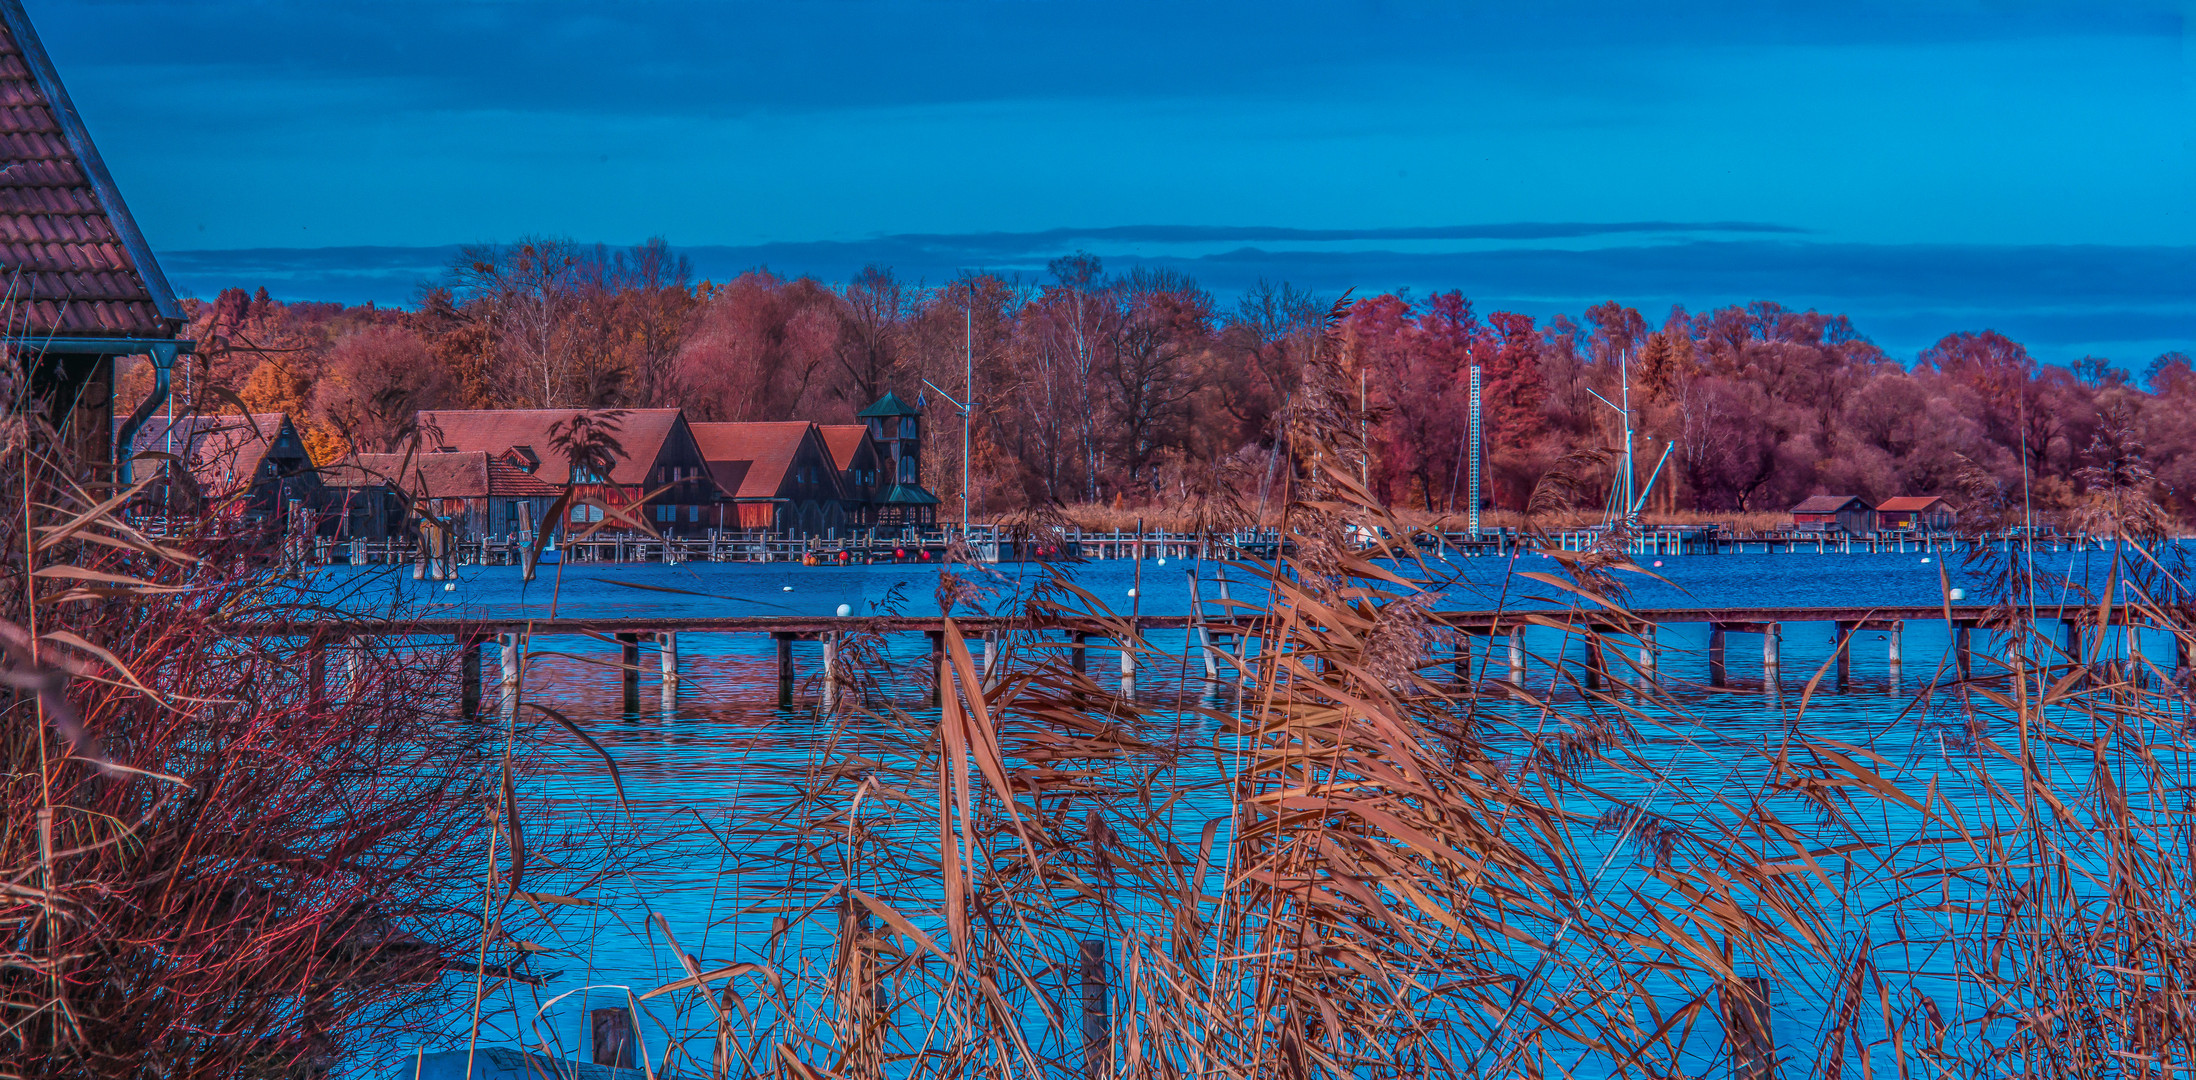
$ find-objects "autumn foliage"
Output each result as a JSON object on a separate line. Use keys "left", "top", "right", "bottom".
{"left": 126, "top": 240, "right": 2196, "bottom": 525}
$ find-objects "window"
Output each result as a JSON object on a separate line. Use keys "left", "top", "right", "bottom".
{"left": 904, "top": 417, "right": 917, "bottom": 438}
{"left": 656, "top": 504, "right": 674, "bottom": 522}
{"left": 688, "top": 505, "right": 700, "bottom": 522}
{"left": 900, "top": 456, "right": 915, "bottom": 481}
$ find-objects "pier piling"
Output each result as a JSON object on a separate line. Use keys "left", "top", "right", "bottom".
{"left": 775, "top": 632, "right": 795, "bottom": 708}
{"left": 659, "top": 631, "right": 679, "bottom": 688}
{"left": 592, "top": 1008, "right": 636, "bottom": 1070}
{"left": 617, "top": 633, "right": 642, "bottom": 712}
{"left": 1072, "top": 632, "right": 1089, "bottom": 675}
{"left": 1637, "top": 627, "right": 1657, "bottom": 682}
{"left": 1583, "top": 636, "right": 1605, "bottom": 691}
{"left": 1079, "top": 939, "right": 1108, "bottom": 1079}
{"left": 928, "top": 631, "right": 945, "bottom": 707}
{"left": 1507, "top": 628, "right": 1526, "bottom": 685}
{"left": 1954, "top": 621, "right": 1974, "bottom": 680}
{"left": 823, "top": 632, "right": 839, "bottom": 711}
{"left": 1708, "top": 625, "right": 1727, "bottom": 687}
{"left": 458, "top": 635, "right": 483, "bottom": 719}
{"left": 499, "top": 633, "right": 521, "bottom": 714}
{"left": 1832, "top": 622, "right": 1851, "bottom": 690}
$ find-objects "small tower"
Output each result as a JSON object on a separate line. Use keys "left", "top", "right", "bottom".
{"left": 856, "top": 391, "right": 939, "bottom": 527}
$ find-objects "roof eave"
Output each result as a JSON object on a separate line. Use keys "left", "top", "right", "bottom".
{"left": 0, "top": 0, "right": 183, "bottom": 328}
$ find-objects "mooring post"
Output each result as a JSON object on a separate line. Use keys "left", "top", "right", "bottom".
{"left": 458, "top": 635, "right": 483, "bottom": 719}
{"left": 1832, "top": 621, "right": 1851, "bottom": 690}
{"left": 1080, "top": 938, "right": 1108, "bottom": 1080}
{"left": 1582, "top": 634, "right": 1604, "bottom": 691}
{"left": 1072, "top": 632, "right": 1089, "bottom": 675}
{"left": 928, "top": 630, "right": 946, "bottom": 707}
{"left": 591, "top": 1007, "right": 636, "bottom": 1070}
{"left": 1954, "top": 620, "right": 1974, "bottom": 681}
{"left": 981, "top": 631, "right": 998, "bottom": 689}
{"left": 1637, "top": 625, "right": 1658, "bottom": 682}
{"left": 823, "top": 632, "right": 839, "bottom": 712}
{"left": 1121, "top": 625, "right": 1137, "bottom": 699}
{"left": 1455, "top": 631, "right": 1473, "bottom": 687}
{"left": 348, "top": 644, "right": 366, "bottom": 697}
{"left": 776, "top": 632, "right": 795, "bottom": 708}
{"left": 1507, "top": 628, "right": 1526, "bottom": 685}
{"left": 1708, "top": 624, "right": 1728, "bottom": 687}
{"left": 1721, "top": 976, "right": 1775, "bottom": 1080}
{"left": 617, "top": 633, "right": 642, "bottom": 712}
{"left": 500, "top": 633, "right": 521, "bottom": 714}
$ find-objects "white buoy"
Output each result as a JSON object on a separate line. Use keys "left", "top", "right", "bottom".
{"left": 444, "top": 582, "right": 456, "bottom": 591}
{"left": 836, "top": 603, "right": 852, "bottom": 617}
{"left": 782, "top": 585, "right": 794, "bottom": 591}
{"left": 1652, "top": 560, "right": 1663, "bottom": 567}
{"left": 1127, "top": 588, "right": 1138, "bottom": 598}
{"left": 1157, "top": 557, "right": 1167, "bottom": 566}
{"left": 1949, "top": 587, "right": 1966, "bottom": 601}
{"left": 1921, "top": 558, "right": 1931, "bottom": 563}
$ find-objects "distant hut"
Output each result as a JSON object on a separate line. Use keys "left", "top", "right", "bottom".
{"left": 320, "top": 451, "right": 561, "bottom": 540}
{"left": 1790, "top": 494, "right": 1872, "bottom": 534}
{"left": 414, "top": 408, "right": 716, "bottom": 535}
{"left": 1874, "top": 495, "right": 1957, "bottom": 534}
{"left": 117, "top": 412, "right": 316, "bottom": 522}
{"left": 688, "top": 421, "right": 848, "bottom": 536}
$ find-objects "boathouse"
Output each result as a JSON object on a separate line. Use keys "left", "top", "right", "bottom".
{"left": 414, "top": 408, "right": 717, "bottom": 535}
{"left": 117, "top": 412, "right": 317, "bottom": 521}
{"left": 689, "top": 421, "right": 849, "bottom": 535}
{"left": 1874, "top": 495, "right": 1956, "bottom": 533}
{"left": 820, "top": 423, "right": 884, "bottom": 525}
{"left": 320, "top": 451, "right": 562, "bottom": 540}
{"left": 0, "top": 0, "right": 191, "bottom": 474}
{"left": 857, "top": 392, "right": 941, "bottom": 527}
{"left": 1789, "top": 494, "right": 1873, "bottom": 534}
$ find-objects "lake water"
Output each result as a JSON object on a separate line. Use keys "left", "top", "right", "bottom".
{"left": 334, "top": 546, "right": 2179, "bottom": 1077}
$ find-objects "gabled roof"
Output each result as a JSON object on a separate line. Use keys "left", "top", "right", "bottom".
{"left": 415, "top": 409, "right": 684, "bottom": 486}
{"left": 119, "top": 412, "right": 294, "bottom": 498}
{"left": 488, "top": 459, "right": 561, "bottom": 498}
{"left": 1791, "top": 495, "right": 1867, "bottom": 514}
{"left": 0, "top": 2, "right": 180, "bottom": 341}
{"left": 321, "top": 452, "right": 491, "bottom": 499}
{"left": 856, "top": 391, "right": 920, "bottom": 418}
{"left": 1876, "top": 496, "right": 1951, "bottom": 512}
{"left": 818, "top": 424, "right": 871, "bottom": 471}
{"left": 883, "top": 483, "right": 940, "bottom": 505}
{"left": 689, "top": 421, "right": 839, "bottom": 501}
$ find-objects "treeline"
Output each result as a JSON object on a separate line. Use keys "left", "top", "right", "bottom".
{"left": 138, "top": 236, "right": 2196, "bottom": 523}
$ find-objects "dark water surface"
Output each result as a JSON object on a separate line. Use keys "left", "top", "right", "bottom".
{"left": 336, "top": 547, "right": 2176, "bottom": 1077}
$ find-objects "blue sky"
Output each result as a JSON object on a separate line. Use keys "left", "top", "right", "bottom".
{"left": 31, "top": 0, "right": 2196, "bottom": 362}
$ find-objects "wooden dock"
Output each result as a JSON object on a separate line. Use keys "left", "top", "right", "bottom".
{"left": 239, "top": 602, "right": 2188, "bottom": 718}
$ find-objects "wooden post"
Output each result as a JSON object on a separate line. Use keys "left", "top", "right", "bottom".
{"left": 500, "top": 633, "right": 521, "bottom": 714}
{"left": 458, "top": 635, "right": 482, "bottom": 719}
{"left": 1080, "top": 938, "right": 1108, "bottom": 1080}
{"left": 1761, "top": 623, "right": 1780, "bottom": 679}
{"left": 1638, "top": 626, "right": 1657, "bottom": 682}
{"left": 1120, "top": 626, "right": 1137, "bottom": 699}
{"left": 928, "top": 630, "right": 945, "bottom": 708}
{"left": 1583, "top": 635, "right": 1604, "bottom": 691}
{"left": 1721, "top": 976, "right": 1775, "bottom": 1080}
{"left": 1072, "top": 632, "right": 1089, "bottom": 675}
{"left": 1708, "top": 624, "right": 1728, "bottom": 687}
{"left": 981, "top": 631, "right": 998, "bottom": 689}
{"left": 1954, "top": 620, "right": 1974, "bottom": 681}
{"left": 592, "top": 1007, "right": 636, "bottom": 1070}
{"left": 823, "top": 632, "right": 839, "bottom": 712}
{"left": 1507, "top": 628, "right": 1526, "bottom": 685}
{"left": 618, "top": 633, "right": 641, "bottom": 712}
{"left": 659, "top": 631, "right": 679, "bottom": 688}
{"left": 1455, "top": 632, "right": 1473, "bottom": 687}
{"left": 1831, "top": 621, "right": 1851, "bottom": 690}
{"left": 777, "top": 632, "right": 795, "bottom": 708}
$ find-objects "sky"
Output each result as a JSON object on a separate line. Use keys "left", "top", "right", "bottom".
{"left": 28, "top": 0, "right": 2196, "bottom": 364}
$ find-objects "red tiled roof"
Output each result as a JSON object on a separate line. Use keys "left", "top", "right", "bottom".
{"left": 1791, "top": 495, "right": 1865, "bottom": 514}
{"left": 818, "top": 424, "right": 868, "bottom": 471}
{"left": 322, "top": 452, "right": 490, "bottom": 499}
{"left": 0, "top": 9, "right": 179, "bottom": 338}
{"left": 1875, "top": 496, "right": 1949, "bottom": 512}
{"left": 120, "top": 412, "right": 291, "bottom": 498}
{"left": 415, "top": 409, "right": 683, "bottom": 486}
{"left": 690, "top": 421, "right": 811, "bottom": 500}
{"left": 488, "top": 460, "right": 561, "bottom": 498}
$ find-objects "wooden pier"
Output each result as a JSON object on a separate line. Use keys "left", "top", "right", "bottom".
{"left": 238, "top": 602, "right": 2188, "bottom": 719}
